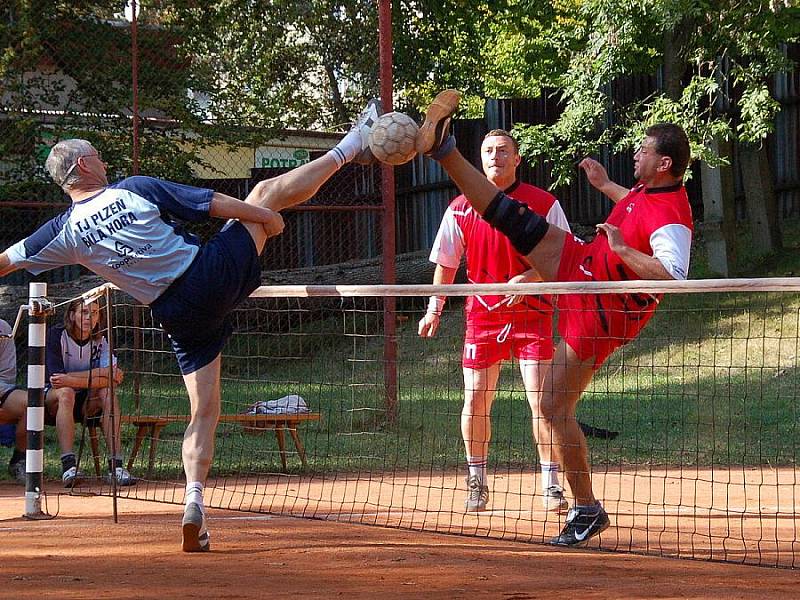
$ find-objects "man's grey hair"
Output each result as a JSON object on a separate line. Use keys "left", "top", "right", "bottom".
{"left": 45, "top": 139, "right": 95, "bottom": 190}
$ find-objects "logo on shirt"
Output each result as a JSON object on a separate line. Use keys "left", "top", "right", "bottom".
{"left": 108, "top": 243, "right": 153, "bottom": 270}
{"left": 115, "top": 242, "right": 134, "bottom": 257}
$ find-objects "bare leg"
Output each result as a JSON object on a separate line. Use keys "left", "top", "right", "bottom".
{"left": 0, "top": 390, "right": 27, "bottom": 451}
{"left": 14, "top": 408, "right": 26, "bottom": 450}
{"left": 520, "top": 359, "right": 554, "bottom": 464}
{"left": 181, "top": 355, "right": 222, "bottom": 484}
{"left": 462, "top": 364, "right": 500, "bottom": 463}
{"left": 239, "top": 100, "right": 379, "bottom": 252}
{"left": 95, "top": 388, "right": 121, "bottom": 459}
{"left": 540, "top": 341, "right": 597, "bottom": 505}
{"left": 46, "top": 388, "right": 76, "bottom": 454}
{"left": 240, "top": 156, "right": 340, "bottom": 253}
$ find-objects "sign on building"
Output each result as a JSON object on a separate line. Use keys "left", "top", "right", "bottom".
{"left": 255, "top": 147, "right": 311, "bottom": 169}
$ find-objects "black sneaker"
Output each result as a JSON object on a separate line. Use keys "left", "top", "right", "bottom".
{"left": 415, "top": 89, "right": 461, "bottom": 156}
{"left": 549, "top": 505, "right": 610, "bottom": 546}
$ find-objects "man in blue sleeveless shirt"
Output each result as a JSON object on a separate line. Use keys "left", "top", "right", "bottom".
{"left": 0, "top": 100, "right": 382, "bottom": 552}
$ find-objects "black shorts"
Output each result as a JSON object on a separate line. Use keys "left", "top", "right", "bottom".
{"left": 45, "top": 388, "right": 102, "bottom": 427}
{"left": 0, "top": 383, "right": 17, "bottom": 408}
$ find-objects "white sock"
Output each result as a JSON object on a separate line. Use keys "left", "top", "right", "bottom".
{"left": 467, "top": 456, "right": 488, "bottom": 481}
{"left": 326, "top": 127, "right": 363, "bottom": 167}
{"left": 185, "top": 481, "right": 205, "bottom": 510}
{"left": 541, "top": 461, "right": 560, "bottom": 491}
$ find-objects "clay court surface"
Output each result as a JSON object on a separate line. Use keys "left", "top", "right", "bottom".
{"left": 1, "top": 478, "right": 798, "bottom": 599}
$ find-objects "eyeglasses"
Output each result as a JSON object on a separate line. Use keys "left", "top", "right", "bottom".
{"left": 59, "top": 151, "right": 102, "bottom": 186}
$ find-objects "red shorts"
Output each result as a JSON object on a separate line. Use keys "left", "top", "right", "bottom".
{"left": 556, "top": 235, "right": 657, "bottom": 369}
{"left": 463, "top": 310, "right": 554, "bottom": 370}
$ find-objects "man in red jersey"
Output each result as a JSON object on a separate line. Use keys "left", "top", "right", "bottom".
{"left": 418, "top": 129, "right": 571, "bottom": 514}
{"left": 415, "top": 90, "right": 693, "bottom": 546}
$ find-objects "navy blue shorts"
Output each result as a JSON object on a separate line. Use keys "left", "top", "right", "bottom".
{"left": 150, "top": 221, "right": 261, "bottom": 375}
{"left": 44, "top": 388, "right": 101, "bottom": 427}
{"left": 0, "top": 384, "right": 17, "bottom": 408}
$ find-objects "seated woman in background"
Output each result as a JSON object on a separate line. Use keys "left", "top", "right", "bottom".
{"left": 0, "top": 318, "right": 27, "bottom": 484}
{"left": 45, "top": 299, "right": 135, "bottom": 487}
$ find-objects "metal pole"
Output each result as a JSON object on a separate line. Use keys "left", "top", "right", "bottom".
{"left": 130, "top": 0, "right": 143, "bottom": 410}
{"left": 378, "top": 0, "right": 397, "bottom": 423}
{"left": 104, "top": 287, "right": 119, "bottom": 522}
{"left": 24, "top": 283, "right": 50, "bottom": 519}
{"left": 131, "top": 0, "right": 140, "bottom": 177}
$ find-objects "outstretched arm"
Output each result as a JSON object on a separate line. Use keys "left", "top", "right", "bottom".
{"left": 209, "top": 193, "right": 284, "bottom": 238}
{"left": 579, "top": 158, "right": 629, "bottom": 204}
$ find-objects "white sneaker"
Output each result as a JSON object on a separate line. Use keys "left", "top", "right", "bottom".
{"left": 464, "top": 474, "right": 489, "bottom": 512}
{"left": 182, "top": 502, "right": 210, "bottom": 552}
{"left": 351, "top": 99, "right": 382, "bottom": 165}
{"left": 107, "top": 466, "right": 137, "bottom": 487}
{"left": 62, "top": 466, "right": 85, "bottom": 488}
{"left": 542, "top": 484, "right": 569, "bottom": 513}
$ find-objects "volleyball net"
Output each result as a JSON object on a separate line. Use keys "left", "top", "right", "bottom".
{"left": 29, "top": 279, "right": 800, "bottom": 568}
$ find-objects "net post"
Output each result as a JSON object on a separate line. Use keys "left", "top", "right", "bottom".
{"left": 129, "top": 0, "right": 143, "bottom": 408}
{"left": 104, "top": 286, "right": 119, "bottom": 522}
{"left": 130, "top": 0, "right": 140, "bottom": 177}
{"left": 23, "top": 282, "right": 52, "bottom": 520}
{"left": 378, "top": 0, "right": 398, "bottom": 423}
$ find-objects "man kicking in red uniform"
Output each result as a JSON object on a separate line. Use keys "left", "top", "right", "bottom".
{"left": 415, "top": 90, "right": 693, "bottom": 545}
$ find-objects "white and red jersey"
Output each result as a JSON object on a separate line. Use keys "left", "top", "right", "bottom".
{"left": 430, "top": 181, "right": 570, "bottom": 324}
{"left": 583, "top": 182, "right": 693, "bottom": 282}
{"left": 556, "top": 182, "right": 694, "bottom": 365}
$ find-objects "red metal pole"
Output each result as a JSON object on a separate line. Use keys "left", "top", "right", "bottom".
{"left": 378, "top": 0, "right": 397, "bottom": 424}
{"left": 130, "top": 1, "right": 142, "bottom": 409}
{"left": 131, "top": 0, "right": 140, "bottom": 176}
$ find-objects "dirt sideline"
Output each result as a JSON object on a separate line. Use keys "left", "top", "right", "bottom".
{"left": 0, "top": 486, "right": 796, "bottom": 599}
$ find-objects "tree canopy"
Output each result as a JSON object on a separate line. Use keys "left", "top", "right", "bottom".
{"left": 505, "top": 0, "right": 800, "bottom": 185}
{"left": 1, "top": 0, "right": 798, "bottom": 191}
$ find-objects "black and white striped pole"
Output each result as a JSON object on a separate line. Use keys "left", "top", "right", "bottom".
{"left": 24, "top": 282, "right": 52, "bottom": 519}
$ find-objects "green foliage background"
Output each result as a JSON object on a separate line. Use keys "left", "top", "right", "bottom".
{"left": 1, "top": 1, "right": 798, "bottom": 191}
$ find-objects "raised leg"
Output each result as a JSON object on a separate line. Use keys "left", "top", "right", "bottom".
{"left": 240, "top": 100, "right": 380, "bottom": 253}
{"left": 419, "top": 90, "right": 567, "bottom": 280}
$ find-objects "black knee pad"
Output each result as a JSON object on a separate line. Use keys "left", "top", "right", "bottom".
{"left": 482, "top": 192, "right": 549, "bottom": 255}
